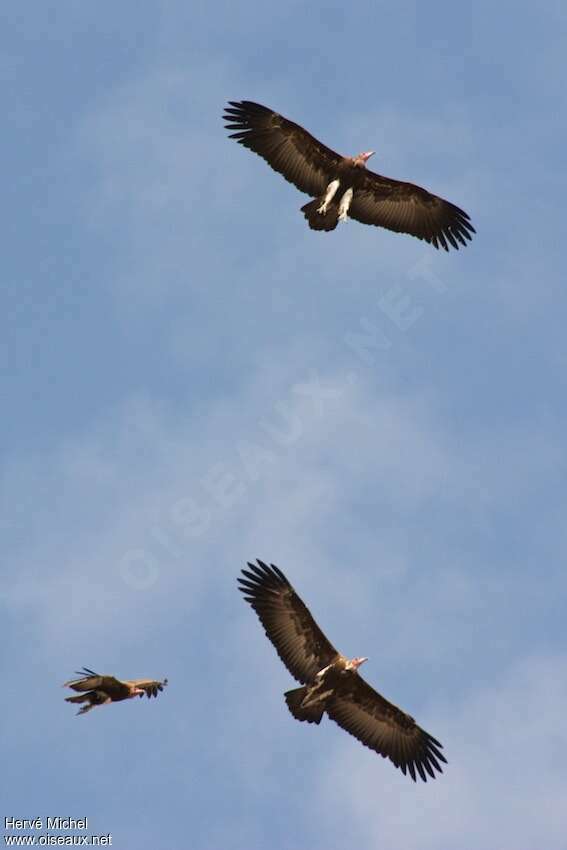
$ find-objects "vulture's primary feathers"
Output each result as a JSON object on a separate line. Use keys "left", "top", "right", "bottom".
{"left": 224, "top": 100, "right": 474, "bottom": 250}
{"left": 238, "top": 561, "right": 446, "bottom": 782}
{"left": 64, "top": 668, "right": 168, "bottom": 715}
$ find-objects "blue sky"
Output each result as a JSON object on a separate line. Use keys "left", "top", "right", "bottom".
{"left": 2, "top": 1, "right": 567, "bottom": 847}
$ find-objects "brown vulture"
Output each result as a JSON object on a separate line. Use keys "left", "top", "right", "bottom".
{"left": 238, "top": 560, "right": 446, "bottom": 782}
{"left": 64, "top": 668, "right": 168, "bottom": 716}
{"left": 224, "top": 100, "right": 474, "bottom": 250}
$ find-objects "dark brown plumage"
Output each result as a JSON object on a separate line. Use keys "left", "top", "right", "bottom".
{"left": 64, "top": 668, "right": 168, "bottom": 715}
{"left": 238, "top": 560, "right": 446, "bottom": 782}
{"left": 224, "top": 100, "right": 475, "bottom": 250}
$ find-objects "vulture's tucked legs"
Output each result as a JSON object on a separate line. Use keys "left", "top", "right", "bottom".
{"left": 317, "top": 179, "right": 340, "bottom": 214}
{"left": 338, "top": 188, "right": 354, "bottom": 222}
{"left": 301, "top": 684, "right": 334, "bottom": 708}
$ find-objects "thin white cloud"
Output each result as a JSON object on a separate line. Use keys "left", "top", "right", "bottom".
{"left": 317, "top": 653, "right": 567, "bottom": 850}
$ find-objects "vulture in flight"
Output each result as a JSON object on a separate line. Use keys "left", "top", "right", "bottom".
{"left": 238, "top": 560, "right": 446, "bottom": 782}
{"left": 64, "top": 668, "right": 168, "bottom": 716}
{"left": 224, "top": 100, "right": 475, "bottom": 250}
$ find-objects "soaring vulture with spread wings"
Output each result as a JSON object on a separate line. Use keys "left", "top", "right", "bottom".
{"left": 224, "top": 100, "right": 474, "bottom": 250}
{"left": 238, "top": 561, "right": 446, "bottom": 782}
{"left": 64, "top": 668, "right": 168, "bottom": 715}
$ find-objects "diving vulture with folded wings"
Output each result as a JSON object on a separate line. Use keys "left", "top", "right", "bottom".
{"left": 64, "top": 668, "right": 168, "bottom": 715}
{"left": 238, "top": 560, "right": 446, "bottom": 782}
{"left": 224, "top": 100, "right": 474, "bottom": 250}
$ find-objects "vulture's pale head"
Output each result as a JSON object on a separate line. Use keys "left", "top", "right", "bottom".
{"left": 347, "top": 656, "right": 368, "bottom": 671}
{"left": 353, "top": 151, "right": 375, "bottom": 167}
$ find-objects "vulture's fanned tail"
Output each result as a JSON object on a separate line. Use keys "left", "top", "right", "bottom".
{"left": 284, "top": 686, "right": 325, "bottom": 724}
{"left": 300, "top": 199, "right": 339, "bottom": 231}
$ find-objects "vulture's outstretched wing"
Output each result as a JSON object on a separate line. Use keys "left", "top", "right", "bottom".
{"left": 224, "top": 101, "right": 342, "bottom": 198}
{"left": 129, "top": 678, "right": 168, "bottom": 698}
{"left": 238, "top": 560, "right": 340, "bottom": 683}
{"left": 349, "top": 172, "right": 475, "bottom": 250}
{"left": 326, "top": 672, "right": 446, "bottom": 781}
{"left": 63, "top": 669, "right": 130, "bottom": 700}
